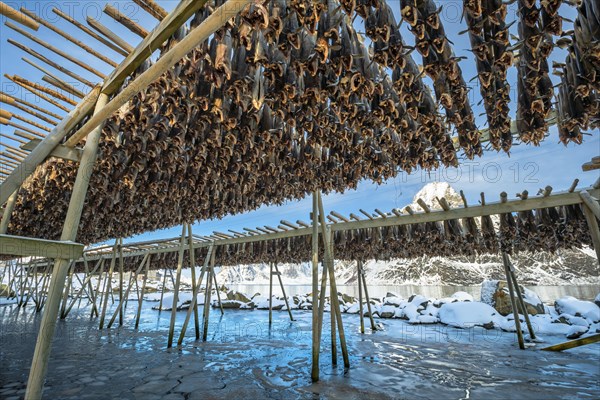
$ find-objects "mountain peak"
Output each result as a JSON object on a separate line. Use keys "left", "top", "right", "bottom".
{"left": 404, "top": 182, "right": 463, "bottom": 212}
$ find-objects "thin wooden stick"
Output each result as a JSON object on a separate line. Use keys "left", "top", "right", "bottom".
{"left": 42, "top": 76, "right": 85, "bottom": 99}
{"left": 108, "top": 253, "right": 148, "bottom": 328}
{"left": 202, "top": 246, "right": 216, "bottom": 341}
{"left": 275, "top": 262, "right": 294, "bottom": 321}
{"left": 86, "top": 17, "right": 134, "bottom": 54}
{"left": 10, "top": 113, "right": 52, "bottom": 132}
{"left": 118, "top": 237, "right": 124, "bottom": 326}
{"left": 135, "top": 253, "right": 151, "bottom": 329}
{"left": 0, "top": 119, "right": 45, "bottom": 137}
{"left": 103, "top": 4, "right": 149, "bottom": 38}
{"left": 132, "top": 0, "right": 168, "bottom": 20}
{"left": 358, "top": 260, "right": 364, "bottom": 334}
{"left": 212, "top": 264, "right": 224, "bottom": 315}
{"left": 19, "top": 8, "right": 119, "bottom": 68}
{"left": 0, "top": 90, "right": 63, "bottom": 119}
{"left": 360, "top": 261, "right": 377, "bottom": 330}
{"left": 269, "top": 262, "right": 273, "bottom": 324}
{"left": 167, "top": 225, "right": 187, "bottom": 348}
{"left": 502, "top": 253, "right": 525, "bottom": 349}
{"left": 9, "top": 75, "right": 77, "bottom": 106}
{"left": 0, "top": 2, "right": 39, "bottom": 30}
{"left": 5, "top": 22, "right": 106, "bottom": 79}
{"left": 52, "top": 7, "right": 128, "bottom": 57}
{"left": 0, "top": 133, "right": 26, "bottom": 145}
{"left": 311, "top": 191, "right": 320, "bottom": 382}
{"left": 4, "top": 76, "right": 71, "bottom": 112}
{"left": 99, "top": 241, "right": 119, "bottom": 329}
{"left": 187, "top": 223, "right": 200, "bottom": 339}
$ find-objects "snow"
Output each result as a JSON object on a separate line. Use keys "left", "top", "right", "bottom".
{"left": 438, "top": 302, "right": 498, "bottom": 328}
{"left": 451, "top": 291, "right": 473, "bottom": 302}
{"left": 554, "top": 296, "right": 600, "bottom": 322}
{"left": 152, "top": 292, "right": 195, "bottom": 311}
{"left": 480, "top": 280, "right": 499, "bottom": 305}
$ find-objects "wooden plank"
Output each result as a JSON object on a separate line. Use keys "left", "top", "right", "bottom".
{"left": 0, "top": 234, "right": 83, "bottom": 259}
{"left": 582, "top": 161, "right": 600, "bottom": 171}
{"left": 101, "top": 0, "right": 209, "bottom": 95}
{"left": 20, "top": 139, "right": 82, "bottom": 162}
{"left": 541, "top": 334, "right": 600, "bottom": 351}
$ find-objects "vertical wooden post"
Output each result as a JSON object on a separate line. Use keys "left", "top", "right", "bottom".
{"left": 135, "top": 253, "right": 151, "bottom": 329}
{"left": 59, "top": 262, "right": 74, "bottom": 318}
{"left": 91, "top": 258, "right": 105, "bottom": 318}
{"left": 25, "top": 92, "right": 109, "bottom": 400}
{"left": 327, "top": 227, "right": 337, "bottom": 365}
{"left": 187, "top": 223, "right": 200, "bottom": 339}
{"left": 502, "top": 253, "right": 525, "bottom": 349}
{"left": 275, "top": 262, "right": 294, "bottom": 321}
{"left": 167, "top": 225, "right": 187, "bottom": 348}
{"left": 317, "top": 253, "right": 328, "bottom": 344}
{"left": 311, "top": 191, "right": 320, "bottom": 382}
{"left": 269, "top": 262, "right": 273, "bottom": 325}
{"left": 108, "top": 254, "right": 148, "bottom": 328}
{"left": 178, "top": 244, "right": 213, "bottom": 345}
{"left": 357, "top": 260, "right": 364, "bottom": 334}
{"left": 317, "top": 193, "right": 349, "bottom": 368}
{"left": 581, "top": 202, "right": 600, "bottom": 264}
{"left": 158, "top": 265, "right": 168, "bottom": 312}
{"left": 360, "top": 262, "right": 377, "bottom": 330}
{"left": 0, "top": 189, "right": 18, "bottom": 234}
{"left": 99, "top": 241, "right": 119, "bottom": 329}
{"left": 503, "top": 253, "right": 536, "bottom": 339}
{"left": 118, "top": 238, "right": 124, "bottom": 325}
{"left": 83, "top": 255, "right": 98, "bottom": 317}
{"left": 202, "top": 246, "right": 216, "bottom": 341}
{"left": 212, "top": 266, "right": 224, "bottom": 315}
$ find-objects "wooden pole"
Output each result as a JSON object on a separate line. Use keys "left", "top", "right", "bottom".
{"left": 360, "top": 261, "right": 377, "bottom": 330}
{"left": 358, "top": 261, "right": 364, "bottom": 334}
{"left": 132, "top": 0, "right": 167, "bottom": 20}
{"left": 91, "top": 259, "right": 106, "bottom": 318}
{"left": 65, "top": 0, "right": 253, "bottom": 147}
{"left": 311, "top": 191, "right": 320, "bottom": 382}
{"left": 541, "top": 334, "right": 600, "bottom": 351}
{"left": 19, "top": 8, "right": 118, "bottom": 68}
{"left": 327, "top": 228, "right": 337, "bottom": 366}
{"left": 178, "top": 244, "right": 214, "bottom": 345}
{"left": 25, "top": 92, "right": 108, "bottom": 400}
{"left": 99, "top": 241, "right": 118, "bottom": 329}
{"left": 0, "top": 189, "right": 18, "bottom": 233}
{"left": 508, "top": 268, "right": 536, "bottom": 339}
{"left": 187, "top": 223, "right": 200, "bottom": 339}
{"left": 580, "top": 191, "right": 600, "bottom": 220}
{"left": 502, "top": 253, "right": 525, "bottom": 349}
{"left": 7, "top": 74, "right": 78, "bottom": 106}
{"left": 581, "top": 201, "right": 600, "bottom": 264}
{"left": 275, "top": 262, "right": 294, "bottom": 321}
{"left": 202, "top": 247, "right": 216, "bottom": 341}
{"left": 135, "top": 253, "right": 151, "bottom": 329}
{"left": 269, "top": 261, "right": 273, "bottom": 325}
{"left": 103, "top": 4, "right": 149, "bottom": 38}
{"left": 317, "top": 192, "right": 349, "bottom": 368}
{"left": 158, "top": 266, "right": 168, "bottom": 312}
{"left": 118, "top": 238, "right": 124, "bottom": 325}
{"left": 212, "top": 266, "right": 224, "bottom": 315}
{"left": 108, "top": 253, "right": 148, "bottom": 328}
{"left": 167, "top": 225, "right": 187, "bottom": 348}
{"left": 0, "top": 2, "right": 39, "bottom": 30}
{"left": 86, "top": 17, "right": 134, "bottom": 54}
{"left": 59, "top": 262, "right": 74, "bottom": 318}
{"left": 0, "top": 90, "right": 63, "bottom": 120}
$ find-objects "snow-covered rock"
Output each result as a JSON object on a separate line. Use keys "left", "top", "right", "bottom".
{"left": 439, "top": 301, "right": 498, "bottom": 328}
{"left": 379, "top": 305, "right": 396, "bottom": 318}
{"left": 451, "top": 291, "right": 473, "bottom": 302}
{"left": 595, "top": 293, "right": 600, "bottom": 308}
{"left": 480, "top": 280, "right": 544, "bottom": 316}
{"left": 555, "top": 297, "right": 600, "bottom": 322}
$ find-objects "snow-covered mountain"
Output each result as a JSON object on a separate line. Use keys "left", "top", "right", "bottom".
{"left": 216, "top": 183, "right": 599, "bottom": 286}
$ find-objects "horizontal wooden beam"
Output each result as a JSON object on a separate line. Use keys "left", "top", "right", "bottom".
{"left": 20, "top": 139, "right": 82, "bottom": 162}
{"left": 541, "top": 334, "right": 600, "bottom": 352}
{"left": 0, "top": 233, "right": 84, "bottom": 259}
{"left": 0, "top": 2, "right": 39, "bottom": 30}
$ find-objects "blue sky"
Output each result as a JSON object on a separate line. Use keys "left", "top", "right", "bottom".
{"left": 0, "top": 1, "right": 598, "bottom": 246}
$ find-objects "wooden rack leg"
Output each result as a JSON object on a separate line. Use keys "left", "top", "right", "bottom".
{"left": 357, "top": 260, "right": 364, "bottom": 334}
{"left": 581, "top": 203, "right": 600, "bottom": 265}
{"left": 202, "top": 248, "right": 216, "bottom": 342}
{"left": 158, "top": 266, "right": 168, "bottom": 313}
{"left": 503, "top": 254, "right": 536, "bottom": 340}
{"left": 360, "top": 261, "right": 377, "bottom": 330}
{"left": 502, "top": 253, "right": 525, "bottom": 349}
{"left": 310, "top": 191, "right": 320, "bottom": 382}
{"left": 269, "top": 262, "right": 273, "bottom": 325}
{"left": 167, "top": 225, "right": 187, "bottom": 348}
{"left": 91, "top": 259, "right": 105, "bottom": 318}
{"left": 178, "top": 244, "right": 213, "bottom": 345}
{"left": 108, "top": 254, "right": 148, "bottom": 329}
{"left": 135, "top": 254, "right": 151, "bottom": 329}
{"left": 187, "top": 223, "right": 200, "bottom": 339}
{"left": 118, "top": 239, "right": 124, "bottom": 325}
{"left": 59, "top": 262, "right": 74, "bottom": 318}
{"left": 275, "top": 262, "right": 294, "bottom": 321}
{"left": 317, "top": 257, "right": 328, "bottom": 344}
{"left": 212, "top": 266, "right": 224, "bottom": 315}
{"left": 317, "top": 193, "right": 349, "bottom": 368}
{"left": 99, "top": 242, "right": 118, "bottom": 329}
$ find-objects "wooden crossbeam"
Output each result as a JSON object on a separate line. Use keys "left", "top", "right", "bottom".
{"left": 86, "top": 17, "right": 134, "bottom": 54}
{"left": 103, "top": 4, "right": 150, "bottom": 38}
{"left": 0, "top": 233, "right": 84, "bottom": 259}
{"left": 0, "top": 2, "right": 39, "bottom": 30}
{"left": 20, "top": 139, "right": 82, "bottom": 162}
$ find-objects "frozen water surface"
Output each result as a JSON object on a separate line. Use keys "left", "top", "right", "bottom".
{"left": 1, "top": 300, "right": 599, "bottom": 399}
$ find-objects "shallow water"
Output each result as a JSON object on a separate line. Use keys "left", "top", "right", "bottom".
{"left": 1, "top": 300, "right": 599, "bottom": 399}
{"left": 230, "top": 283, "right": 600, "bottom": 302}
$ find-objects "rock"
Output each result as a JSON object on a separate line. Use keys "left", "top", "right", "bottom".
{"left": 451, "top": 291, "right": 473, "bottom": 302}
{"left": 218, "top": 300, "right": 243, "bottom": 309}
{"left": 251, "top": 292, "right": 261, "bottom": 299}
{"left": 595, "top": 293, "right": 600, "bottom": 308}
{"left": 226, "top": 290, "right": 251, "bottom": 303}
{"left": 379, "top": 305, "right": 396, "bottom": 318}
{"left": 0, "top": 284, "right": 15, "bottom": 297}
{"left": 386, "top": 292, "right": 398, "bottom": 298}
{"left": 481, "top": 280, "right": 544, "bottom": 316}
{"left": 555, "top": 297, "right": 600, "bottom": 322}
{"left": 408, "top": 294, "right": 429, "bottom": 308}
{"left": 566, "top": 325, "right": 588, "bottom": 339}
{"left": 439, "top": 301, "right": 497, "bottom": 328}
{"left": 340, "top": 293, "right": 355, "bottom": 304}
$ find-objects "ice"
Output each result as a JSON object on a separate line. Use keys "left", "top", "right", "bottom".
{"left": 438, "top": 301, "right": 497, "bottom": 328}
